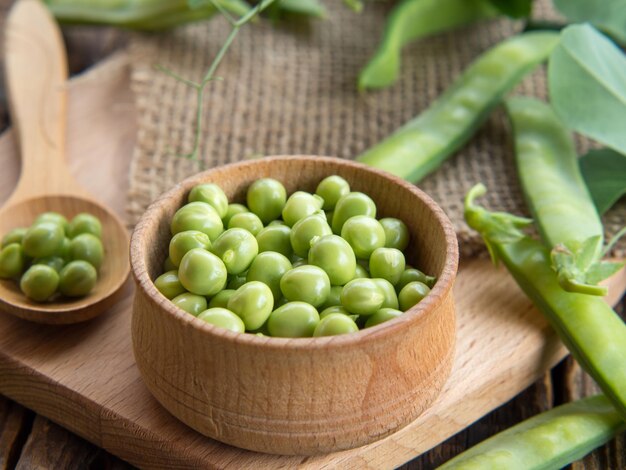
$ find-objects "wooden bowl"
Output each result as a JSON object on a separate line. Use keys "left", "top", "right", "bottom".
{"left": 130, "top": 156, "right": 458, "bottom": 455}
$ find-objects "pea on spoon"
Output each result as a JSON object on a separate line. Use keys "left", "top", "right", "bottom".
{"left": 0, "top": 0, "right": 130, "bottom": 324}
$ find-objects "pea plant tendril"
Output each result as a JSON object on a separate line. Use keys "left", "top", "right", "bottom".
{"left": 156, "top": 0, "right": 277, "bottom": 160}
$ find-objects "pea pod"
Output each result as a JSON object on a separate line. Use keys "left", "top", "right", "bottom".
{"left": 45, "top": 0, "right": 251, "bottom": 30}
{"left": 438, "top": 394, "right": 626, "bottom": 469}
{"left": 505, "top": 97, "right": 622, "bottom": 296}
{"left": 357, "top": 31, "right": 560, "bottom": 182}
{"left": 465, "top": 184, "right": 626, "bottom": 420}
{"left": 358, "top": 0, "right": 498, "bottom": 90}
{"left": 266, "top": 0, "right": 326, "bottom": 19}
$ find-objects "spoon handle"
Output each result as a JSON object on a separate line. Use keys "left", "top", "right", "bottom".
{"left": 4, "top": 0, "right": 81, "bottom": 202}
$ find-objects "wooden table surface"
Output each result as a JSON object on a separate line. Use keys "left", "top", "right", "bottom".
{"left": 0, "top": 2, "right": 624, "bottom": 468}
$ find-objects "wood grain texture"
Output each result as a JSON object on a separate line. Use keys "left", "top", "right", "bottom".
{"left": 401, "top": 373, "right": 553, "bottom": 469}
{"left": 0, "top": 0, "right": 130, "bottom": 324}
{"left": 15, "top": 415, "right": 128, "bottom": 470}
{"left": 0, "top": 396, "right": 32, "bottom": 470}
{"left": 130, "top": 156, "right": 459, "bottom": 455}
{"left": 0, "top": 48, "right": 623, "bottom": 469}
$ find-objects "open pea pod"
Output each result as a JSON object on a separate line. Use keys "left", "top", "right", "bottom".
{"left": 505, "top": 97, "right": 624, "bottom": 296}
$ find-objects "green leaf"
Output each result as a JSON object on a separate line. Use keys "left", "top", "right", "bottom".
{"left": 487, "top": 0, "right": 532, "bottom": 18}
{"left": 548, "top": 24, "right": 626, "bottom": 156}
{"left": 586, "top": 261, "right": 626, "bottom": 285}
{"left": 575, "top": 236, "right": 604, "bottom": 272}
{"left": 553, "top": 0, "right": 626, "bottom": 45}
{"left": 580, "top": 148, "right": 626, "bottom": 215}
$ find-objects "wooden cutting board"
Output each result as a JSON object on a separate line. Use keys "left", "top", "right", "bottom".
{"left": 0, "top": 53, "right": 624, "bottom": 469}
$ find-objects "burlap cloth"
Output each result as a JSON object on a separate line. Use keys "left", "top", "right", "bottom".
{"left": 127, "top": 0, "right": 625, "bottom": 259}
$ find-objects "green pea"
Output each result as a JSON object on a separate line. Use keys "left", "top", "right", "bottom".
{"left": 256, "top": 224, "right": 293, "bottom": 259}
{"left": 22, "top": 221, "right": 64, "bottom": 258}
{"left": 319, "top": 305, "right": 351, "bottom": 318}
{"left": 315, "top": 175, "right": 350, "bottom": 211}
{"left": 197, "top": 308, "right": 245, "bottom": 333}
{"left": 171, "top": 292, "right": 207, "bottom": 316}
{"left": 341, "top": 215, "right": 386, "bottom": 259}
{"left": 246, "top": 251, "right": 292, "bottom": 300}
{"left": 313, "top": 313, "right": 359, "bottom": 337}
{"left": 2, "top": 227, "right": 27, "bottom": 248}
{"left": 369, "top": 247, "right": 405, "bottom": 285}
{"left": 267, "top": 301, "right": 320, "bottom": 338}
{"left": 58, "top": 260, "right": 97, "bottom": 297}
{"left": 227, "top": 273, "right": 248, "bottom": 290}
{"left": 32, "top": 256, "right": 65, "bottom": 273}
{"left": 353, "top": 263, "right": 369, "bottom": 280}
{"left": 380, "top": 217, "right": 410, "bottom": 251}
{"left": 163, "top": 256, "right": 177, "bottom": 272}
{"left": 227, "top": 281, "right": 274, "bottom": 330}
{"left": 169, "top": 230, "right": 211, "bottom": 267}
{"left": 69, "top": 233, "right": 104, "bottom": 270}
{"left": 208, "top": 289, "right": 236, "bottom": 309}
{"left": 282, "top": 191, "right": 323, "bottom": 227}
{"left": 35, "top": 212, "right": 69, "bottom": 234}
{"left": 365, "top": 308, "right": 403, "bottom": 328}
{"left": 171, "top": 202, "right": 223, "bottom": 241}
{"left": 178, "top": 248, "right": 227, "bottom": 296}
{"left": 372, "top": 278, "right": 399, "bottom": 309}
{"left": 280, "top": 265, "right": 330, "bottom": 308}
{"left": 308, "top": 234, "right": 356, "bottom": 286}
{"left": 154, "top": 270, "right": 186, "bottom": 299}
{"left": 228, "top": 212, "right": 264, "bottom": 236}
{"left": 188, "top": 183, "right": 229, "bottom": 218}
{"left": 222, "top": 203, "right": 249, "bottom": 227}
{"left": 290, "top": 213, "right": 332, "bottom": 258}
{"left": 246, "top": 178, "right": 287, "bottom": 224}
{"left": 68, "top": 213, "right": 102, "bottom": 239}
{"left": 331, "top": 192, "right": 376, "bottom": 234}
{"left": 340, "top": 278, "right": 385, "bottom": 315}
{"left": 398, "top": 281, "right": 431, "bottom": 311}
{"left": 320, "top": 285, "right": 343, "bottom": 309}
{"left": 20, "top": 264, "right": 59, "bottom": 301}
{"left": 211, "top": 228, "right": 259, "bottom": 275}
{"left": 0, "top": 243, "right": 25, "bottom": 279}
{"left": 397, "top": 268, "right": 436, "bottom": 292}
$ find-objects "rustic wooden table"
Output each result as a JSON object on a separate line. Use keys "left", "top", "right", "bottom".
{"left": 0, "top": 2, "right": 624, "bottom": 468}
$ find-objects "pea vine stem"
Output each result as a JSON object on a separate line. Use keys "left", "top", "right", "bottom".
{"left": 157, "top": 0, "right": 277, "bottom": 160}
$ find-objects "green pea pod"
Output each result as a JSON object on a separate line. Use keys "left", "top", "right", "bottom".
{"left": 358, "top": 0, "right": 498, "bottom": 90}
{"left": 465, "top": 184, "right": 626, "bottom": 421}
{"left": 438, "top": 394, "right": 625, "bottom": 469}
{"left": 273, "top": 0, "right": 326, "bottom": 18}
{"left": 45, "top": 0, "right": 251, "bottom": 30}
{"left": 357, "top": 31, "right": 560, "bottom": 183}
{"left": 505, "top": 97, "right": 623, "bottom": 296}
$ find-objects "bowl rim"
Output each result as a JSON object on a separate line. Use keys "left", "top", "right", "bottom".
{"left": 130, "top": 155, "right": 458, "bottom": 350}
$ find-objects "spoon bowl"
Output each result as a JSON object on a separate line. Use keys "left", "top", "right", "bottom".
{"left": 0, "top": 196, "right": 129, "bottom": 324}
{"left": 0, "top": 0, "right": 130, "bottom": 324}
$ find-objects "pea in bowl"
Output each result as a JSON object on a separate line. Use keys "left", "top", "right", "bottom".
{"left": 130, "top": 156, "right": 458, "bottom": 455}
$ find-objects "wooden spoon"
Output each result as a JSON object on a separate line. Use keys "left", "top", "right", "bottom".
{"left": 0, "top": 0, "right": 130, "bottom": 324}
